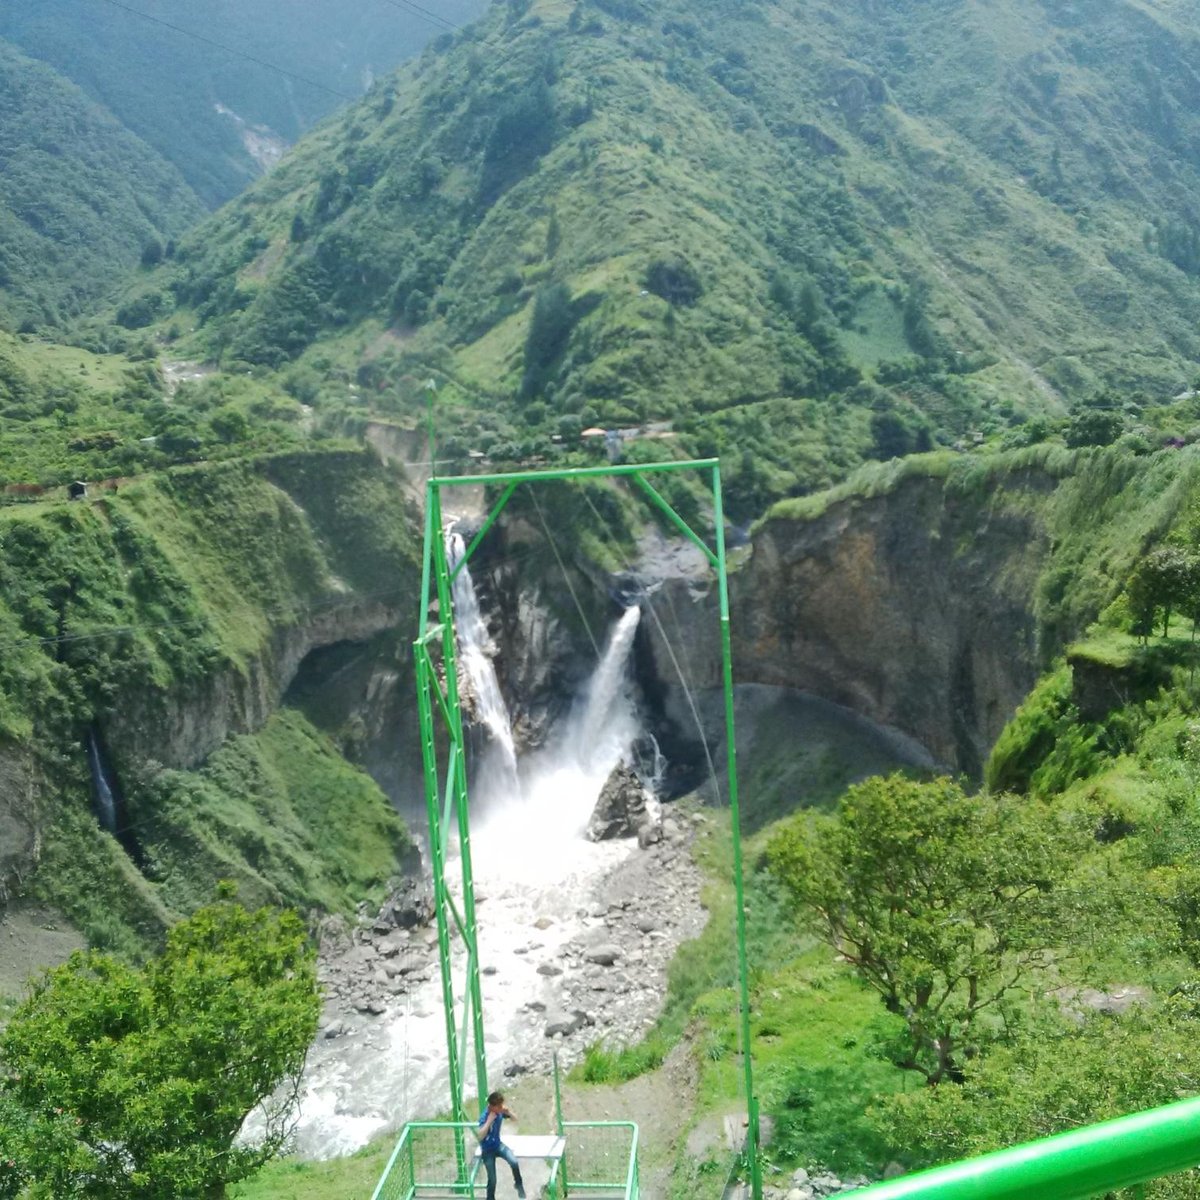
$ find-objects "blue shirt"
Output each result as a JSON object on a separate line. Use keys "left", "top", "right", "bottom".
{"left": 478, "top": 1108, "right": 504, "bottom": 1152}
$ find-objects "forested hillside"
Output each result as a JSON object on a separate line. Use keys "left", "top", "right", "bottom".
{"left": 117, "top": 0, "right": 1200, "bottom": 517}
{"left": 0, "top": 0, "right": 488, "bottom": 207}
{"left": 0, "top": 41, "right": 200, "bottom": 330}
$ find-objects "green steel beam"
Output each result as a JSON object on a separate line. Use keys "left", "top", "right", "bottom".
{"left": 841, "top": 1093, "right": 1200, "bottom": 1200}
{"left": 712, "top": 463, "right": 762, "bottom": 1200}
{"left": 450, "top": 481, "right": 519, "bottom": 583}
{"left": 419, "top": 494, "right": 434, "bottom": 640}
{"left": 631, "top": 472, "right": 718, "bottom": 568}
{"left": 431, "top": 458, "right": 719, "bottom": 488}
{"left": 414, "top": 646, "right": 465, "bottom": 1137}
{"left": 429, "top": 481, "right": 490, "bottom": 1114}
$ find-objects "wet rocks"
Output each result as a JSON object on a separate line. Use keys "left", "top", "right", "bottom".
{"left": 587, "top": 763, "right": 651, "bottom": 841}
{"left": 375, "top": 879, "right": 434, "bottom": 930}
{"left": 544, "top": 1009, "right": 591, "bottom": 1038}
{"left": 584, "top": 943, "right": 622, "bottom": 966}
{"left": 761, "top": 1168, "right": 871, "bottom": 1200}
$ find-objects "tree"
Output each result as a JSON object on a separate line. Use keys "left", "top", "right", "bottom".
{"left": 1065, "top": 405, "right": 1124, "bottom": 448}
{"left": 767, "top": 774, "right": 1083, "bottom": 1084}
{"left": 873, "top": 986, "right": 1200, "bottom": 1194}
{"left": 1127, "top": 546, "right": 1198, "bottom": 639}
{"left": 0, "top": 895, "right": 319, "bottom": 1198}
{"left": 521, "top": 282, "right": 575, "bottom": 397}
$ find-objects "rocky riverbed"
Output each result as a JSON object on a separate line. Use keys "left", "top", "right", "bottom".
{"left": 284, "top": 807, "right": 707, "bottom": 1158}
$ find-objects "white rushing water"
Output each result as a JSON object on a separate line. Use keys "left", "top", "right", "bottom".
{"left": 281, "top": 558, "right": 651, "bottom": 1159}
{"left": 86, "top": 729, "right": 118, "bottom": 833}
{"left": 448, "top": 532, "right": 520, "bottom": 805}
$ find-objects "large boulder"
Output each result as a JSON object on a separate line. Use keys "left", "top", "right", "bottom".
{"left": 376, "top": 879, "right": 433, "bottom": 930}
{"left": 586, "top": 764, "right": 649, "bottom": 841}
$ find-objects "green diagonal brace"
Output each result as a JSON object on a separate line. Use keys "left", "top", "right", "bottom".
{"left": 450, "top": 481, "right": 518, "bottom": 584}
{"left": 632, "top": 472, "right": 717, "bottom": 568}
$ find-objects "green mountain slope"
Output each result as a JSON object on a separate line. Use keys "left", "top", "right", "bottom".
{"left": 0, "top": 449, "right": 418, "bottom": 953}
{"left": 141, "top": 0, "right": 1200, "bottom": 514}
{"left": 0, "top": 0, "right": 488, "bottom": 208}
{"left": 0, "top": 40, "right": 201, "bottom": 329}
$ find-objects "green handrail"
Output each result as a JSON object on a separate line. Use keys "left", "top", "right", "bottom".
{"left": 842, "top": 1094, "right": 1200, "bottom": 1200}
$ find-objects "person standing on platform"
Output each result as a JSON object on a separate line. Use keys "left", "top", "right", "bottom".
{"left": 478, "top": 1090, "right": 525, "bottom": 1200}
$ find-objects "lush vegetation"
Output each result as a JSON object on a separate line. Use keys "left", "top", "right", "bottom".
{"left": 0, "top": 449, "right": 418, "bottom": 954}
{"left": 0, "top": 41, "right": 199, "bottom": 331}
{"left": 0, "top": 331, "right": 328, "bottom": 488}
{"left": 0, "top": 0, "right": 487, "bottom": 208}
{"left": 768, "top": 775, "right": 1088, "bottom": 1085}
{"left": 83, "top": 0, "right": 1200, "bottom": 521}
{"left": 0, "top": 893, "right": 320, "bottom": 1198}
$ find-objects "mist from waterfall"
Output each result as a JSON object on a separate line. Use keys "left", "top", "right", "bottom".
{"left": 448, "top": 532, "right": 520, "bottom": 805}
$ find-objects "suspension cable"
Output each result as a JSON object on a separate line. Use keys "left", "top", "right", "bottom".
{"left": 530, "top": 488, "right": 600, "bottom": 661}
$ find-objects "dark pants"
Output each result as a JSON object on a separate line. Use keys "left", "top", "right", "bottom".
{"left": 481, "top": 1142, "right": 523, "bottom": 1199}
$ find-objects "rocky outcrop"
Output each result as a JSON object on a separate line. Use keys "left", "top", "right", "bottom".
{"left": 106, "top": 595, "right": 402, "bottom": 773}
{"left": 734, "top": 477, "right": 1052, "bottom": 774}
{"left": 586, "top": 763, "right": 650, "bottom": 841}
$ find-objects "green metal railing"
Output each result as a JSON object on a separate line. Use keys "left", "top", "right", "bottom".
{"left": 369, "top": 1120, "right": 639, "bottom": 1200}
{"left": 561, "top": 1122, "right": 640, "bottom": 1198}
{"left": 841, "top": 1093, "right": 1200, "bottom": 1200}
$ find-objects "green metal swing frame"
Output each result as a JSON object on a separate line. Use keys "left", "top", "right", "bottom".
{"left": 407, "top": 457, "right": 763, "bottom": 1200}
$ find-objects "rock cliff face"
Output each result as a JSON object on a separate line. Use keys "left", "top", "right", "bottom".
{"left": 731, "top": 476, "right": 1056, "bottom": 775}
{"left": 640, "top": 470, "right": 1060, "bottom": 777}
{"left": 107, "top": 595, "right": 403, "bottom": 773}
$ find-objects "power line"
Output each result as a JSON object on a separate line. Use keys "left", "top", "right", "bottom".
{"left": 375, "top": 0, "right": 460, "bottom": 34}
{"left": 93, "top": 0, "right": 359, "bottom": 102}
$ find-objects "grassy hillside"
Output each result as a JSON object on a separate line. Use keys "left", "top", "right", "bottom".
{"left": 0, "top": 0, "right": 488, "bottom": 208}
{"left": 0, "top": 40, "right": 201, "bottom": 330}
{"left": 0, "top": 327, "right": 325, "bottom": 489}
{"left": 109, "top": 0, "right": 1200, "bottom": 518}
{"left": 0, "top": 449, "right": 419, "bottom": 956}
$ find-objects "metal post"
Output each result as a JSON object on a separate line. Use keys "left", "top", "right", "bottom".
{"left": 429, "top": 482, "right": 490, "bottom": 1112}
{"left": 415, "top": 484, "right": 468, "bottom": 1183}
{"left": 712, "top": 464, "right": 762, "bottom": 1200}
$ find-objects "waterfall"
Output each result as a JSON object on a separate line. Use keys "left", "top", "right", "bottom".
{"left": 473, "top": 605, "right": 646, "bottom": 869}
{"left": 447, "top": 533, "right": 520, "bottom": 802}
{"left": 570, "top": 606, "right": 642, "bottom": 772}
{"left": 86, "top": 728, "right": 118, "bottom": 833}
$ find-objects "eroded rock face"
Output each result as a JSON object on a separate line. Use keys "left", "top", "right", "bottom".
{"left": 640, "top": 472, "right": 1057, "bottom": 776}
{"left": 105, "top": 595, "right": 402, "bottom": 772}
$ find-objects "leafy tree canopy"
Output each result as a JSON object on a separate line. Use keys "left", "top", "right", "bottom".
{"left": 767, "top": 774, "right": 1087, "bottom": 1084}
{"left": 0, "top": 894, "right": 320, "bottom": 1199}
{"left": 873, "top": 987, "right": 1200, "bottom": 1198}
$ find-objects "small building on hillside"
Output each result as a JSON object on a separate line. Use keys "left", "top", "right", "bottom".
{"left": 67, "top": 481, "right": 88, "bottom": 501}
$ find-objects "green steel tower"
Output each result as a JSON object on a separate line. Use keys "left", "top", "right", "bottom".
{"left": 413, "top": 458, "right": 762, "bottom": 1200}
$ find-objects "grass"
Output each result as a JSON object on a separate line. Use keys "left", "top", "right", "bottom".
{"left": 231, "top": 1132, "right": 398, "bottom": 1199}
